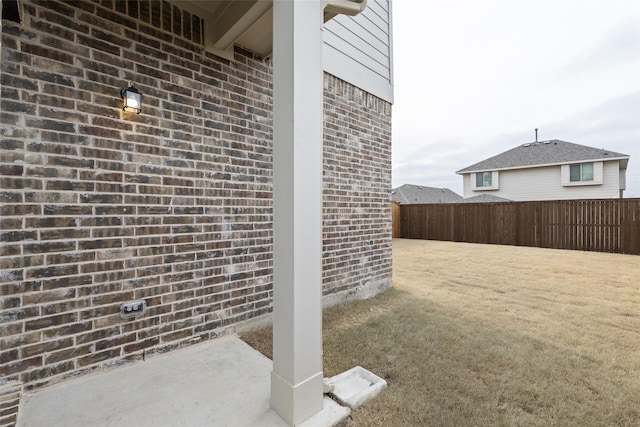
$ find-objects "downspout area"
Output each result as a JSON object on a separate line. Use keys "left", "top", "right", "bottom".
{"left": 321, "top": 0, "right": 393, "bottom": 420}
{"left": 323, "top": 0, "right": 367, "bottom": 22}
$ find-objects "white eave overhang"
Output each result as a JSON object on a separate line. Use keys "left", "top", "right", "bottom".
{"left": 455, "top": 156, "right": 631, "bottom": 175}
{"left": 176, "top": 0, "right": 366, "bottom": 60}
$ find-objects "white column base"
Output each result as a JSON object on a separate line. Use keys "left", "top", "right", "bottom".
{"left": 271, "top": 371, "right": 324, "bottom": 426}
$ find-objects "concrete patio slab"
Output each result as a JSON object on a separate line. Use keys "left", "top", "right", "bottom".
{"left": 17, "top": 336, "right": 350, "bottom": 427}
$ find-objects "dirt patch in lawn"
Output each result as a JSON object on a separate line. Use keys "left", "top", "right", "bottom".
{"left": 242, "top": 239, "right": 640, "bottom": 426}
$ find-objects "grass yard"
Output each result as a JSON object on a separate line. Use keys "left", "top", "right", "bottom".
{"left": 242, "top": 239, "right": 640, "bottom": 426}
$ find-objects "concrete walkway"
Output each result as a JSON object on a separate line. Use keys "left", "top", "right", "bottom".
{"left": 17, "top": 336, "right": 349, "bottom": 427}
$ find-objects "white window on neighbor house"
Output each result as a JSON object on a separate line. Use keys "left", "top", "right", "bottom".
{"left": 473, "top": 171, "right": 499, "bottom": 190}
{"left": 570, "top": 163, "right": 593, "bottom": 182}
{"left": 562, "top": 162, "right": 603, "bottom": 186}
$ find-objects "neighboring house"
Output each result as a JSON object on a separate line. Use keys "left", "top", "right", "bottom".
{"left": 0, "top": 1, "right": 393, "bottom": 424}
{"left": 456, "top": 140, "right": 630, "bottom": 201}
{"left": 462, "top": 194, "right": 511, "bottom": 203}
{"left": 392, "top": 184, "right": 462, "bottom": 204}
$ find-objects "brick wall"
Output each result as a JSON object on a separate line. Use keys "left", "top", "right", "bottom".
{"left": 0, "top": 1, "right": 391, "bottom": 424}
{"left": 322, "top": 75, "right": 392, "bottom": 304}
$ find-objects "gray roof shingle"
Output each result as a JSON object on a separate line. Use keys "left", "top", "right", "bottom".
{"left": 462, "top": 194, "right": 512, "bottom": 203}
{"left": 392, "top": 184, "right": 462, "bottom": 204}
{"left": 456, "top": 140, "right": 630, "bottom": 174}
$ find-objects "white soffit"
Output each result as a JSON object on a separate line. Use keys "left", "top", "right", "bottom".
{"left": 178, "top": 0, "right": 369, "bottom": 59}
{"left": 177, "top": 0, "right": 393, "bottom": 102}
{"left": 177, "top": 0, "right": 273, "bottom": 60}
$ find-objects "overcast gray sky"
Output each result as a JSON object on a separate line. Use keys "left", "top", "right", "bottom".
{"left": 392, "top": 0, "right": 640, "bottom": 197}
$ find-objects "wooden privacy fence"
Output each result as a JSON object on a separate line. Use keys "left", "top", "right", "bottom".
{"left": 392, "top": 201, "right": 401, "bottom": 238}
{"left": 394, "top": 199, "right": 640, "bottom": 255}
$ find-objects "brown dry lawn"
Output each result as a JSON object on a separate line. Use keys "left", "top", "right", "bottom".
{"left": 242, "top": 239, "right": 640, "bottom": 426}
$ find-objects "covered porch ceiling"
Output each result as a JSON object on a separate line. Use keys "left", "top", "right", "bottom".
{"left": 178, "top": 0, "right": 366, "bottom": 59}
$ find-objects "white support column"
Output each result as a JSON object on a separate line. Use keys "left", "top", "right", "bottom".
{"left": 270, "top": 0, "right": 325, "bottom": 425}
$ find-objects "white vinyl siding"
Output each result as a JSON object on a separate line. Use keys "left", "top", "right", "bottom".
{"left": 462, "top": 161, "right": 622, "bottom": 201}
{"left": 323, "top": 0, "right": 393, "bottom": 102}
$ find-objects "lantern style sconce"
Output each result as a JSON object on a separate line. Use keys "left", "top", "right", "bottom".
{"left": 120, "top": 86, "right": 142, "bottom": 114}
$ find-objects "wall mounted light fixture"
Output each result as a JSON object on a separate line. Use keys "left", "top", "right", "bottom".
{"left": 120, "top": 86, "right": 142, "bottom": 114}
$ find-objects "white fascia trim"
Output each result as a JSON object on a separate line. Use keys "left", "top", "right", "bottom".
{"left": 457, "top": 156, "right": 630, "bottom": 175}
